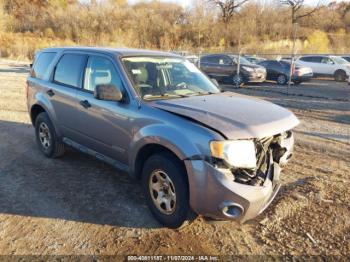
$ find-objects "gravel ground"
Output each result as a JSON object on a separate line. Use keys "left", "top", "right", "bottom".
{"left": 0, "top": 59, "right": 349, "bottom": 257}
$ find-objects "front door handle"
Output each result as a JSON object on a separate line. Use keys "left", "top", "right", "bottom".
{"left": 47, "top": 89, "right": 55, "bottom": 97}
{"left": 79, "top": 100, "right": 91, "bottom": 109}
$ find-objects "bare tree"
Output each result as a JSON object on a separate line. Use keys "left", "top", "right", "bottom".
{"left": 280, "top": 0, "right": 323, "bottom": 23}
{"left": 208, "top": 0, "right": 249, "bottom": 23}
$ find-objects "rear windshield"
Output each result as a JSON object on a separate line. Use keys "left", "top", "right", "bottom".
{"left": 31, "top": 52, "right": 57, "bottom": 79}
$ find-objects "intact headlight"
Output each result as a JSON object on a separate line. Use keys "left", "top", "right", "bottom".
{"left": 210, "top": 140, "right": 256, "bottom": 169}
{"left": 242, "top": 66, "right": 254, "bottom": 72}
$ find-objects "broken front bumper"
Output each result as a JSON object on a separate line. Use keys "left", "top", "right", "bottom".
{"left": 185, "top": 160, "right": 281, "bottom": 222}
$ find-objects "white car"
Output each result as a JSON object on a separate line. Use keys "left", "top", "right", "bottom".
{"left": 296, "top": 55, "right": 350, "bottom": 81}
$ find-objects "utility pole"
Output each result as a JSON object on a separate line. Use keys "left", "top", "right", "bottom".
{"left": 288, "top": 22, "right": 298, "bottom": 94}
{"left": 235, "top": 22, "right": 242, "bottom": 88}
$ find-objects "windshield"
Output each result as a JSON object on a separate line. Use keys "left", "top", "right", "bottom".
{"left": 331, "top": 56, "right": 349, "bottom": 65}
{"left": 122, "top": 56, "right": 220, "bottom": 100}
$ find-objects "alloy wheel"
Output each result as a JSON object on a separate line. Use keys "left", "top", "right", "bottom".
{"left": 38, "top": 122, "right": 51, "bottom": 149}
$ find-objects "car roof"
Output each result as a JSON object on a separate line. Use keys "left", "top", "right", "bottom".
{"left": 38, "top": 47, "right": 181, "bottom": 58}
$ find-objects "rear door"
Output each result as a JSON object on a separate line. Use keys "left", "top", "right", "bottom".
{"left": 200, "top": 55, "right": 219, "bottom": 76}
{"left": 297, "top": 56, "right": 322, "bottom": 74}
{"left": 46, "top": 53, "right": 87, "bottom": 140}
{"left": 74, "top": 54, "right": 132, "bottom": 165}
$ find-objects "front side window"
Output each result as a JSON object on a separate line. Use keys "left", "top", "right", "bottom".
{"left": 321, "top": 57, "right": 334, "bottom": 64}
{"left": 32, "top": 52, "right": 56, "bottom": 79}
{"left": 54, "top": 54, "right": 86, "bottom": 88}
{"left": 122, "top": 56, "right": 220, "bottom": 100}
{"left": 229, "top": 55, "right": 253, "bottom": 65}
{"left": 84, "top": 56, "right": 123, "bottom": 92}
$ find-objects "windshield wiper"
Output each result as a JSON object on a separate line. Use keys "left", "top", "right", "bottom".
{"left": 143, "top": 93, "right": 189, "bottom": 100}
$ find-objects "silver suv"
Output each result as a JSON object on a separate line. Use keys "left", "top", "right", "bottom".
{"left": 27, "top": 47, "right": 299, "bottom": 228}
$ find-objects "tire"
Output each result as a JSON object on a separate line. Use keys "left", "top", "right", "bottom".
{"left": 334, "top": 70, "right": 346, "bottom": 82}
{"left": 276, "top": 74, "right": 287, "bottom": 85}
{"left": 293, "top": 80, "right": 302, "bottom": 85}
{"left": 35, "top": 112, "right": 65, "bottom": 158}
{"left": 141, "top": 152, "right": 192, "bottom": 228}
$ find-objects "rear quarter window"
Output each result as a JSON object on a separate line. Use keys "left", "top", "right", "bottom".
{"left": 31, "top": 52, "right": 57, "bottom": 79}
{"left": 53, "top": 54, "right": 87, "bottom": 88}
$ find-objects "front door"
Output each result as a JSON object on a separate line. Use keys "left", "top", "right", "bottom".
{"left": 74, "top": 55, "right": 132, "bottom": 165}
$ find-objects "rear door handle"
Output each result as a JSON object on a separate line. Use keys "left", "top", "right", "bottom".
{"left": 79, "top": 100, "right": 91, "bottom": 109}
{"left": 46, "top": 89, "right": 55, "bottom": 97}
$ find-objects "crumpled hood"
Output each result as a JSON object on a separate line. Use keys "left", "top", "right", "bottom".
{"left": 150, "top": 92, "right": 299, "bottom": 139}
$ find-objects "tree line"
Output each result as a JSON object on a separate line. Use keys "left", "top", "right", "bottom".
{"left": 0, "top": 0, "right": 350, "bottom": 59}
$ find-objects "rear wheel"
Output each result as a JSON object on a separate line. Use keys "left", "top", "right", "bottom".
{"left": 276, "top": 74, "right": 287, "bottom": 85}
{"left": 293, "top": 80, "right": 302, "bottom": 85}
{"left": 35, "top": 112, "right": 65, "bottom": 158}
{"left": 142, "top": 152, "right": 192, "bottom": 228}
{"left": 334, "top": 70, "right": 346, "bottom": 82}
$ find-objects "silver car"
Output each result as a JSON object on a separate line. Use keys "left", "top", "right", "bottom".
{"left": 27, "top": 47, "right": 299, "bottom": 228}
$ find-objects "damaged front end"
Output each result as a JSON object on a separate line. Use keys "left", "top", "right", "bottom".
{"left": 232, "top": 130, "right": 294, "bottom": 187}
{"left": 185, "top": 130, "right": 295, "bottom": 223}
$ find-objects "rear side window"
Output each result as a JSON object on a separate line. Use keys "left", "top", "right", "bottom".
{"left": 54, "top": 54, "right": 87, "bottom": 88}
{"left": 202, "top": 56, "right": 219, "bottom": 64}
{"left": 219, "top": 56, "right": 232, "bottom": 65}
{"left": 31, "top": 52, "right": 56, "bottom": 79}
{"left": 300, "top": 56, "right": 322, "bottom": 63}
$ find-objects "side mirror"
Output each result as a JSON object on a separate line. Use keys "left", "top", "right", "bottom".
{"left": 211, "top": 78, "right": 219, "bottom": 87}
{"left": 94, "top": 84, "right": 123, "bottom": 102}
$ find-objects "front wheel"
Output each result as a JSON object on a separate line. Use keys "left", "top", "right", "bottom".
{"left": 142, "top": 153, "right": 192, "bottom": 228}
{"left": 232, "top": 74, "right": 244, "bottom": 87}
{"left": 334, "top": 70, "right": 346, "bottom": 82}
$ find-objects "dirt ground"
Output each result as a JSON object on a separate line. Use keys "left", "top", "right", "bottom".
{"left": 0, "top": 59, "right": 349, "bottom": 257}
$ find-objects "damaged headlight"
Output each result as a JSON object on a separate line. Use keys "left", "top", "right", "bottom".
{"left": 210, "top": 140, "right": 256, "bottom": 169}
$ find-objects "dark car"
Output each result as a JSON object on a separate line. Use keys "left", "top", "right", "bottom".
{"left": 199, "top": 54, "right": 266, "bottom": 86}
{"left": 259, "top": 60, "right": 313, "bottom": 85}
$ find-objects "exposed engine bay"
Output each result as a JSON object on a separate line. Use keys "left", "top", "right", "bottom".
{"left": 215, "top": 131, "right": 294, "bottom": 186}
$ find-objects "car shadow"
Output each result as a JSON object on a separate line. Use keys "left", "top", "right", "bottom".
{"left": 0, "top": 119, "right": 161, "bottom": 229}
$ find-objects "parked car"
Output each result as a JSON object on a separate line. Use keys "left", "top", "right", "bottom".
{"left": 259, "top": 60, "right": 313, "bottom": 85}
{"left": 341, "top": 55, "right": 350, "bottom": 63}
{"left": 244, "top": 55, "right": 266, "bottom": 64}
{"left": 296, "top": 55, "right": 350, "bottom": 81}
{"left": 199, "top": 54, "right": 266, "bottom": 86}
{"left": 27, "top": 47, "right": 299, "bottom": 228}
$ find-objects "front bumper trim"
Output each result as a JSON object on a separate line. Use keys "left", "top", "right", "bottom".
{"left": 185, "top": 160, "right": 281, "bottom": 223}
